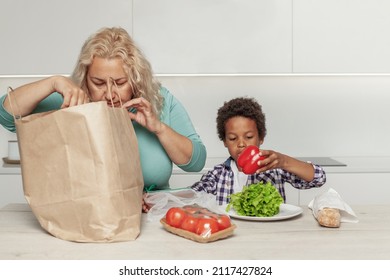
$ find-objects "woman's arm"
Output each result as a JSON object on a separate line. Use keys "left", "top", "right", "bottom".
{"left": 4, "top": 76, "right": 88, "bottom": 117}
{"left": 159, "top": 91, "right": 206, "bottom": 171}
{"left": 154, "top": 122, "right": 194, "bottom": 165}
{"left": 123, "top": 89, "right": 206, "bottom": 171}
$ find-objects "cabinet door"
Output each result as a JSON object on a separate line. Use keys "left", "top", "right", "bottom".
{"left": 0, "top": 0, "right": 133, "bottom": 75}
{"left": 133, "top": 0, "right": 292, "bottom": 74}
{"left": 169, "top": 174, "right": 203, "bottom": 189}
{"left": 294, "top": 0, "right": 390, "bottom": 73}
{"left": 284, "top": 186, "right": 300, "bottom": 206}
{"left": 299, "top": 173, "right": 390, "bottom": 205}
{"left": 0, "top": 175, "right": 25, "bottom": 208}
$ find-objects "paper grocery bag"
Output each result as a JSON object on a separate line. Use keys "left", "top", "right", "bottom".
{"left": 14, "top": 101, "right": 144, "bottom": 242}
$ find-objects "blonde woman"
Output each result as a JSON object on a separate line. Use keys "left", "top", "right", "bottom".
{"left": 0, "top": 27, "right": 206, "bottom": 203}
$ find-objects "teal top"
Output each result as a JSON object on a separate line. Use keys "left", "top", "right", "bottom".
{"left": 0, "top": 87, "right": 207, "bottom": 189}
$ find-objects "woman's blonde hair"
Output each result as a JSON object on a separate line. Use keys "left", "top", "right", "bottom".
{"left": 71, "top": 27, "right": 163, "bottom": 116}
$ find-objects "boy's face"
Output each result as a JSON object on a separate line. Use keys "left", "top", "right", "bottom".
{"left": 223, "top": 116, "right": 263, "bottom": 166}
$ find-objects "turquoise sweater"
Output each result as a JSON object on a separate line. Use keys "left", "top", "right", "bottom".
{"left": 0, "top": 87, "right": 207, "bottom": 189}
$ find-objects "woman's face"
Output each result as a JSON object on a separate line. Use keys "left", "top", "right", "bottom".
{"left": 223, "top": 116, "right": 263, "bottom": 163}
{"left": 86, "top": 57, "right": 133, "bottom": 107}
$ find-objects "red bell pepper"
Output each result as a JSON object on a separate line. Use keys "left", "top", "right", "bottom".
{"left": 237, "top": 145, "right": 266, "bottom": 174}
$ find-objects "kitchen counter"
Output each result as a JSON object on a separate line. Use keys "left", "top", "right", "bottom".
{"left": 3, "top": 156, "right": 390, "bottom": 175}
{"left": 174, "top": 156, "right": 390, "bottom": 174}
{"left": 1, "top": 203, "right": 389, "bottom": 260}
{"left": 2, "top": 157, "right": 390, "bottom": 208}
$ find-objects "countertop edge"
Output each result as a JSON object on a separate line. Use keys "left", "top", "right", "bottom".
{"left": 2, "top": 156, "right": 390, "bottom": 175}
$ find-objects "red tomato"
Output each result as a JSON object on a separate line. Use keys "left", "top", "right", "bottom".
{"left": 195, "top": 218, "right": 220, "bottom": 237}
{"left": 165, "top": 207, "right": 187, "bottom": 228}
{"left": 216, "top": 214, "right": 231, "bottom": 230}
{"left": 183, "top": 205, "right": 201, "bottom": 214}
{"left": 237, "top": 145, "right": 267, "bottom": 174}
{"left": 199, "top": 208, "right": 219, "bottom": 219}
{"left": 180, "top": 215, "right": 200, "bottom": 233}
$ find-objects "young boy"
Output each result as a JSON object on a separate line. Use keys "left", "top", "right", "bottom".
{"left": 191, "top": 97, "right": 326, "bottom": 205}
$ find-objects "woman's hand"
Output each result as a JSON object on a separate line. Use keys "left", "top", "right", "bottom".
{"left": 51, "top": 76, "right": 89, "bottom": 108}
{"left": 122, "top": 97, "right": 163, "bottom": 134}
{"left": 123, "top": 97, "right": 193, "bottom": 165}
{"left": 4, "top": 75, "right": 89, "bottom": 117}
{"left": 142, "top": 192, "right": 151, "bottom": 213}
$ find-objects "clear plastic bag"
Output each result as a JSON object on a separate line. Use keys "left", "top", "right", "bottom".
{"left": 308, "top": 188, "right": 359, "bottom": 224}
{"left": 146, "top": 188, "right": 236, "bottom": 242}
{"left": 160, "top": 204, "right": 236, "bottom": 243}
{"left": 144, "top": 188, "right": 221, "bottom": 222}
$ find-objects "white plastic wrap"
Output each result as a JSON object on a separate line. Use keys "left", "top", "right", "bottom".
{"left": 308, "top": 188, "right": 359, "bottom": 223}
{"left": 144, "top": 188, "right": 221, "bottom": 222}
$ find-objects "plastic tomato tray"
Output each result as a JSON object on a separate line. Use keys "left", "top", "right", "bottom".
{"left": 160, "top": 218, "right": 237, "bottom": 243}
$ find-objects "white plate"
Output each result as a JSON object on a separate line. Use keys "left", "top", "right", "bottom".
{"left": 226, "top": 204, "right": 303, "bottom": 221}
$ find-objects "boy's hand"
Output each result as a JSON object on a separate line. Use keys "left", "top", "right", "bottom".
{"left": 255, "top": 149, "right": 285, "bottom": 173}
{"left": 256, "top": 150, "right": 316, "bottom": 182}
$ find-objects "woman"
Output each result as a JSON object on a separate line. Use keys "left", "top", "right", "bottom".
{"left": 0, "top": 27, "right": 207, "bottom": 195}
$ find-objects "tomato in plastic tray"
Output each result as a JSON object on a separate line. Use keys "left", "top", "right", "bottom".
{"left": 160, "top": 204, "right": 236, "bottom": 243}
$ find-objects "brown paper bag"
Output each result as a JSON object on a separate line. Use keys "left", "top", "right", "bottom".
{"left": 14, "top": 101, "right": 144, "bottom": 242}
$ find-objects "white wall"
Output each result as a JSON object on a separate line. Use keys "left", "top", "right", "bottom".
{"left": 1, "top": 1, "right": 390, "bottom": 207}
{"left": 2, "top": 0, "right": 390, "bottom": 75}
{"left": 158, "top": 75, "right": 390, "bottom": 158}
{"left": 1, "top": 1, "right": 390, "bottom": 162}
{"left": 133, "top": 0, "right": 293, "bottom": 74}
{"left": 0, "top": 0, "right": 132, "bottom": 75}
{"left": 1, "top": 74, "right": 390, "bottom": 160}
{"left": 293, "top": 0, "right": 390, "bottom": 73}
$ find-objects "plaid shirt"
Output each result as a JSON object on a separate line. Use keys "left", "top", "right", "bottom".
{"left": 191, "top": 157, "right": 326, "bottom": 205}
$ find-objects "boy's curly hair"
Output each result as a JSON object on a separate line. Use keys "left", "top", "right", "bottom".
{"left": 216, "top": 97, "right": 266, "bottom": 141}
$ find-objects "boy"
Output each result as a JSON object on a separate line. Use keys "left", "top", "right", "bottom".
{"left": 191, "top": 97, "right": 326, "bottom": 205}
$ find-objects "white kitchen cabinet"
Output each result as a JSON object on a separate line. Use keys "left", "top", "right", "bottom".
{"left": 0, "top": 0, "right": 133, "bottom": 75}
{"left": 169, "top": 173, "right": 203, "bottom": 189}
{"left": 293, "top": 0, "right": 390, "bottom": 73}
{"left": 299, "top": 157, "right": 390, "bottom": 205}
{"left": 0, "top": 174, "right": 25, "bottom": 208}
{"left": 2, "top": 172, "right": 388, "bottom": 209}
{"left": 133, "top": 0, "right": 292, "bottom": 74}
{"left": 299, "top": 173, "right": 390, "bottom": 206}
{"left": 1, "top": 1, "right": 390, "bottom": 75}
{"left": 2, "top": 156, "right": 390, "bottom": 209}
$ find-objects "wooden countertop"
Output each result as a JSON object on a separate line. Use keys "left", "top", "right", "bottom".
{"left": 1, "top": 203, "right": 389, "bottom": 260}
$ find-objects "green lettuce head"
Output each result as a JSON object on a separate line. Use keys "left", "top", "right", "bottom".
{"left": 226, "top": 182, "right": 283, "bottom": 217}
